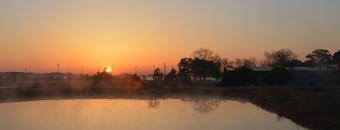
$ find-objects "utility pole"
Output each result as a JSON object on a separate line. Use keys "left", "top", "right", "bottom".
{"left": 57, "top": 64, "right": 60, "bottom": 73}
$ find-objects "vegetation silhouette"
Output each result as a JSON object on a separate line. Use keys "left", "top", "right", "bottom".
{"left": 177, "top": 58, "right": 192, "bottom": 84}
{"left": 264, "top": 67, "right": 291, "bottom": 86}
{"left": 164, "top": 68, "right": 178, "bottom": 85}
{"left": 332, "top": 50, "right": 340, "bottom": 64}
{"left": 306, "top": 49, "right": 332, "bottom": 67}
{"left": 221, "top": 66, "right": 256, "bottom": 86}
{"left": 263, "top": 49, "right": 298, "bottom": 67}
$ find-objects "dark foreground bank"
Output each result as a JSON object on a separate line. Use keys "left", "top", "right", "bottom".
{"left": 1, "top": 86, "right": 340, "bottom": 130}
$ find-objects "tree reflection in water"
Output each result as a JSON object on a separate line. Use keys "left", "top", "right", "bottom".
{"left": 181, "top": 96, "right": 221, "bottom": 114}
{"left": 148, "top": 98, "right": 160, "bottom": 109}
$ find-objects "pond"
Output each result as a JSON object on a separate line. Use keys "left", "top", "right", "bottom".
{"left": 0, "top": 97, "right": 307, "bottom": 130}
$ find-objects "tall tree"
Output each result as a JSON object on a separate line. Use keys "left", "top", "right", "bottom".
{"left": 191, "top": 58, "right": 222, "bottom": 80}
{"left": 153, "top": 68, "right": 164, "bottom": 81}
{"left": 264, "top": 49, "right": 298, "bottom": 67}
{"left": 332, "top": 50, "right": 340, "bottom": 64}
{"left": 207, "top": 60, "right": 222, "bottom": 80}
{"left": 177, "top": 58, "right": 192, "bottom": 84}
{"left": 191, "top": 58, "right": 206, "bottom": 80}
{"left": 191, "top": 48, "right": 222, "bottom": 80}
{"left": 306, "top": 49, "right": 332, "bottom": 66}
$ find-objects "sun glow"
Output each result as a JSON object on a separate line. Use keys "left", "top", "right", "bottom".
{"left": 105, "top": 67, "right": 112, "bottom": 73}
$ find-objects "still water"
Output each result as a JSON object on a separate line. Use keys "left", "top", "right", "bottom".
{"left": 0, "top": 98, "right": 307, "bottom": 130}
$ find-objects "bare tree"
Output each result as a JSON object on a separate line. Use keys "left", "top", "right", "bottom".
{"left": 192, "top": 48, "right": 221, "bottom": 62}
{"left": 264, "top": 49, "right": 297, "bottom": 67}
{"left": 235, "top": 57, "right": 257, "bottom": 68}
{"left": 221, "top": 58, "right": 234, "bottom": 70}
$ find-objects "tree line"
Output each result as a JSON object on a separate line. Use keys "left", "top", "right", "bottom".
{"left": 153, "top": 48, "right": 340, "bottom": 86}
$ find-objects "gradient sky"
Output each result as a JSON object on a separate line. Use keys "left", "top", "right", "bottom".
{"left": 1, "top": 0, "right": 340, "bottom": 74}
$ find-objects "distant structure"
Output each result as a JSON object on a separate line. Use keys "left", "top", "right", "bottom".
{"left": 57, "top": 64, "right": 60, "bottom": 73}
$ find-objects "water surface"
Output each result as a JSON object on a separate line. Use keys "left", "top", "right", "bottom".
{"left": 0, "top": 98, "right": 307, "bottom": 130}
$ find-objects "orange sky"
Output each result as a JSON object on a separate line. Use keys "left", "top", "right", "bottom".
{"left": 1, "top": 0, "right": 340, "bottom": 74}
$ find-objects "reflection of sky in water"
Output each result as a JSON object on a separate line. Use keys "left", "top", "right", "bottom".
{"left": 0, "top": 99, "right": 307, "bottom": 130}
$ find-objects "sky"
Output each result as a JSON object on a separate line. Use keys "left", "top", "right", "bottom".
{"left": 1, "top": 0, "right": 340, "bottom": 74}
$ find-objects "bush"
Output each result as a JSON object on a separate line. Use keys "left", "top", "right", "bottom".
{"left": 264, "top": 67, "right": 290, "bottom": 85}
{"left": 221, "top": 67, "right": 257, "bottom": 86}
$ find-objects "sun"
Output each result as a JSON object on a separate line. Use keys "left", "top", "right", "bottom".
{"left": 105, "top": 67, "right": 112, "bottom": 73}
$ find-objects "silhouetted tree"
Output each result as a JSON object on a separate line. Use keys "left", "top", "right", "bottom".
{"left": 264, "top": 67, "right": 290, "bottom": 85}
{"left": 221, "top": 58, "right": 234, "bottom": 70}
{"left": 190, "top": 48, "right": 222, "bottom": 80}
{"left": 264, "top": 49, "right": 297, "bottom": 67}
{"left": 93, "top": 71, "right": 112, "bottom": 83}
{"left": 207, "top": 60, "right": 222, "bottom": 80}
{"left": 235, "top": 58, "right": 257, "bottom": 68}
{"left": 285, "top": 59, "right": 303, "bottom": 67}
{"left": 221, "top": 66, "right": 256, "bottom": 86}
{"left": 165, "top": 68, "right": 178, "bottom": 85}
{"left": 191, "top": 58, "right": 221, "bottom": 80}
{"left": 306, "top": 49, "right": 332, "bottom": 67}
{"left": 303, "top": 60, "right": 317, "bottom": 67}
{"left": 192, "top": 48, "right": 221, "bottom": 62}
{"left": 178, "top": 58, "right": 192, "bottom": 84}
{"left": 153, "top": 68, "right": 163, "bottom": 81}
{"left": 191, "top": 58, "right": 207, "bottom": 80}
{"left": 333, "top": 50, "right": 340, "bottom": 65}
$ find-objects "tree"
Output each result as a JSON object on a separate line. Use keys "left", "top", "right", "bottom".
{"left": 93, "top": 69, "right": 112, "bottom": 83}
{"left": 190, "top": 48, "right": 222, "bottom": 80}
{"left": 332, "top": 50, "right": 340, "bottom": 64}
{"left": 165, "top": 68, "right": 178, "bottom": 85}
{"left": 221, "top": 58, "right": 234, "bottom": 70}
{"left": 306, "top": 49, "right": 332, "bottom": 66}
{"left": 153, "top": 68, "right": 164, "bottom": 81}
{"left": 177, "top": 58, "right": 192, "bottom": 84}
{"left": 191, "top": 58, "right": 207, "bottom": 80}
{"left": 221, "top": 66, "right": 256, "bottom": 86}
{"left": 264, "top": 49, "right": 298, "bottom": 67}
{"left": 285, "top": 59, "right": 303, "bottom": 67}
{"left": 191, "top": 58, "right": 221, "bottom": 80}
{"left": 207, "top": 60, "right": 222, "bottom": 80}
{"left": 235, "top": 58, "right": 257, "bottom": 68}
{"left": 192, "top": 48, "right": 220, "bottom": 62}
{"left": 264, "top": 67, "right": 290, "bottom": 85}
{"left": 303, "top": 60, "right": 317, "bottom": 67}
